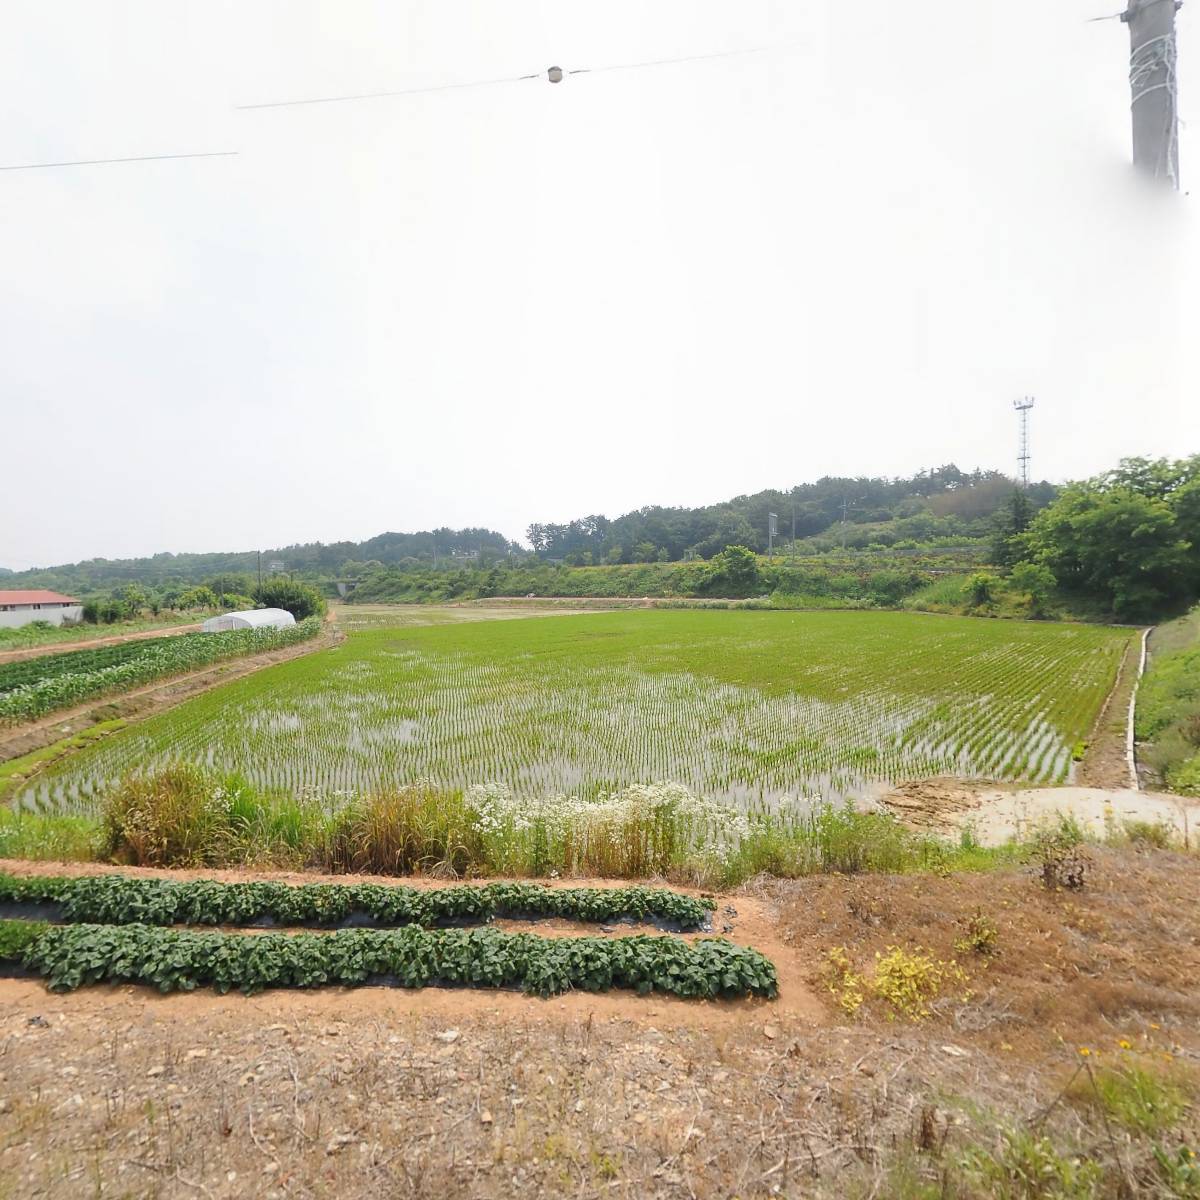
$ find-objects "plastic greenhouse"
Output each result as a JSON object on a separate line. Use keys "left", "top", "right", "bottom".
{"left": 200, "top": 608, "right": 296, "bottom": 633}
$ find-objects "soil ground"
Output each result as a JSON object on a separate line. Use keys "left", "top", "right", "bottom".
{"left": 881, "top": 778, "right": 1200, "bottom": 846}
{"left": 1, "top": 848, "right": 1197, "bottom": 1198}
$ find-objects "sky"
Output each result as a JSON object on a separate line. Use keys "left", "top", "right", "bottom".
{"left": 2, "top": 0, "right": 1197, "bottom": 569}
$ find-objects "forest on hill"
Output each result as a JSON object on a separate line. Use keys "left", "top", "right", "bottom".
{"left": 6, "top": 456, "right": 1197, "bottom": 622}
{"left": 526, "top": 464, "right": 1056, "bottom": 563}
{"left": 6, "top": 463, "right": 1048, "bottom": 591}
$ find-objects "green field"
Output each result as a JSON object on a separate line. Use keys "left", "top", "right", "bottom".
{"left": 15, "top": 610, "right": 1132, "bottom": 813}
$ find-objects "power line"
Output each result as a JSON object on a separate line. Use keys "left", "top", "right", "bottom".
{"left": 236, "top": 43, "right": 790, "bottom": 112}
{"left": 580, "top": 42, "right": 783, "bottom": 77}
{"left": 0, "top": 150, "right": 238, "bottom": 173}
{"left": 236, "top": 73, "right": 538, "bottom": 111}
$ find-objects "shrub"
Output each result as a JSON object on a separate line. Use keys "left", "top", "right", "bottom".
{"left": 825, "top": 946, "right": 867, "bottom": 1016}
{"left": 1008, "top": 562, "right": 1057, "bottom": 617}
{"left": 966, "top": 572, "right": 999, "bottom": 607}
{"left": 253, "top": 579, "right": 327, "bottom": 620}
{"left": 955, "top": 908, "right": 999, "bottom": 956}
{"left": 871, "top": 946, "right": 968, "bottom": 1021}
{"left": 823, "top": 944, "right": 968, "bottom": 1022}
{"left": 1032, "top": 817, "right": 1089, "bottom": 890}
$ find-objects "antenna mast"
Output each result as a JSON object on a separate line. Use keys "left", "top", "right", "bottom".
{"left": 1013, "top": 397, "right": 1035, "bottom": 488}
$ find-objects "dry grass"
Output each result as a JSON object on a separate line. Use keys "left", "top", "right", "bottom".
{"left": 101, "top": 762, "right": 232, "bottom": 867}
{"left": 317, "top": 785, "right": 488, "bottom": 876}
{"left": 0, "top": 845, "right": 1196, "bottom": 1197}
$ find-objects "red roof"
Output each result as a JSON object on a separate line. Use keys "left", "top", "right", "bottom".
{"left": 0, "top": 590, "right": 79, "bottom": 605}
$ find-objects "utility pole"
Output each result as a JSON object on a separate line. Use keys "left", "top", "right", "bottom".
{"left": 768, "top": 512, "right": 778, "bottom": 559}
{"left": 791, "top": 504, "right": 796, "bottom": 561}
{"left": 839, "top": 497, "right": 862, "bottom": 550}
{"left": 257, "top": 550, "right": 262, "bottom": 591}
{"left": 1121, "top": 0, "right": 1181, "bottom": 187}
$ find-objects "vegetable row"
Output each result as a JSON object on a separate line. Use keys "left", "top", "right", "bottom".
{"left": 0, "top": 921, "right": 776, "bottom": 999}
{"left": 0, "top": 873, "right": 716, "bottom": 931}
{"left": 0, "top": 618, "right": 321, "bottom": 725}
{"left": 0, "top": 637, "right": 179, "bottom": 691}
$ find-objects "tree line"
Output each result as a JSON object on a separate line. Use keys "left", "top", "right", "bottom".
{"left": 526, "top": 465, "right": 1057, "bottom": 564}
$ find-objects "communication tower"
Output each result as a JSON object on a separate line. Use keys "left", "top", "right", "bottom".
{"left": 1013, "top": 397, "right": 1035, "bottom": 488}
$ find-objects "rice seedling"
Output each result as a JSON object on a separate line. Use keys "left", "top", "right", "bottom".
{"left": 15, "top": 610, "right": 1132, "bottom": 815}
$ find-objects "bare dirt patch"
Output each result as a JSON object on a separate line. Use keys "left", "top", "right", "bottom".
{"left": 1, "top": 849, "right": 1197, "bottom": 1197}
{"left": 881, "top": 778, "right": 1200, "bottom": 846}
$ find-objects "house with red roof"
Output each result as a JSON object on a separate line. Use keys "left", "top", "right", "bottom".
{"left": 0, "top": 590, "right": 83, "bottom": 629}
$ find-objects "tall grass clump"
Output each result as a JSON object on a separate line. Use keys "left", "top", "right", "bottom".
{"left": 469, "top": 782, "right": 747, "bottom": 879}
{"left": 101, "top": 765, "right": 327, "bottom": 868}
{"left": 318, "top": 785, "right": 486, "bottom": 876}
{"left": 102, "top": 764, "right": 233, "bottom": 866}
{"left": 74, "top": 765, "right": 1024, "bottom": 883}
{"left": 1067, "top": 1061, "right": 1192, "bottom": 1134}
{"left": 723, "top": 801, "right": 998, "bottom": 882}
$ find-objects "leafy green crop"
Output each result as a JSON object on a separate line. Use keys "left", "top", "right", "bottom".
{"left": 0, "top": 918, "right": 46, "bottom": 961}
{"left": 0, "top": 873, "right": 715, "bottom": 930}
{"left": 0, "top": 618, "right": 321, "bottom": 726}
{"left": 3, "top": 920, "right": 777, "bottom": 999}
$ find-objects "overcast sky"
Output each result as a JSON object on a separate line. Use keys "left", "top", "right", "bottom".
{"left": 2, "top": 0, "right": 1196, "bottom": 569}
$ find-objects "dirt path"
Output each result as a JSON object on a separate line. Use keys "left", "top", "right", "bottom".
{"left": 1074, "top": 628, "right": 1145, "bottom": 788}
{"left": 0, "top": 628, "right": 340, "bottom": 771}
{"left": 0, "top": 621, "right": 201, "bottom": 664}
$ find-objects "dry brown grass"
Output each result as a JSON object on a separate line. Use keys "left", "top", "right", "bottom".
{"left": 1, "top": 845, "right": 1198, "bottom": 1198}
{"left": 101, "top": 762, "right": 231, "bottom": 867}
{"left": 317, "top": 785, "right": 488, "bottom": 876}
{"left": 761, "top": 844, "right": 1200, "bottom": 1045}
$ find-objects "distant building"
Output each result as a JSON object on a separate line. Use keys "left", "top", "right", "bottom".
{"left": 201, "top": 607, "right": 296, "bottom": 633}
{"left": 0, "top": 590, "right": 83, "bottom": 629}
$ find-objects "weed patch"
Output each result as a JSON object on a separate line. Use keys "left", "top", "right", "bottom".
{"left": 1068, "top": 1061, "right": 1191, "bottom": 1134}
{"left": 824, "top": 944, "right": 968, "bottom": 1021}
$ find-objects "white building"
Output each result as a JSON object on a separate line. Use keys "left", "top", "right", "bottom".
{"left": 201, "top": 607, "right": 296, "bottom": 633}
{"left": 0, "top": 590, "right": 83, "bottom": 629}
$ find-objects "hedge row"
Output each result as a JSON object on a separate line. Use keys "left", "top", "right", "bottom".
{"left": 0, "top": 921, "right": 777, "bottom": 999}
{"left": 0, "top": 874, "right": 716, "bottom": 931}
{"left": 0, "top": 618, "right": 322, "bottom": 725}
